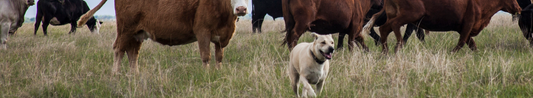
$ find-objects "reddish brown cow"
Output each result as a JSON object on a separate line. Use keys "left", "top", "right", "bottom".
{"left": 282, "top": 0, "right": 382, "bottom": 51}
{"left": 78, "top": 0, "right": 248, "bottom": 74}
{"left": 375, "top": 0, "right": 522, "bottom": 53}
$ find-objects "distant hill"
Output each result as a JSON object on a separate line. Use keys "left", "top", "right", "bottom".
{"left": 24, "top": 15, "right": 116, "bottom": 23}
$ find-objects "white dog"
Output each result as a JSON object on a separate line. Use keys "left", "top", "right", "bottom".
{"left": 289, "top": 33, "right": 334, "bottom": 98}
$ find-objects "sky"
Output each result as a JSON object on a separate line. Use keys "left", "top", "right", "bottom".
{"left": 25, "top": 0, "right": 116, "bottom": 17}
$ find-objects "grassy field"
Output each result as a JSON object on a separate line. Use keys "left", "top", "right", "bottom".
{"left": 1, "top": 14, "right": 533, "bottom": 97}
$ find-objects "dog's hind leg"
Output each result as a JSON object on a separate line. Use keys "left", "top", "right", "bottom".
{"left": 289, "top": 66, "right": 300, "bottom": 97}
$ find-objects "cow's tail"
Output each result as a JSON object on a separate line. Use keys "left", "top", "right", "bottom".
{"left": 77, "top": 0, "right": 107, "bottom": 27}
{"left": 281, "top": 0, "right": 295, "bottom": 46}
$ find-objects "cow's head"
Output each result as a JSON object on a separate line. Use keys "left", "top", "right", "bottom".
{"left": 26, "top": 0, "right": 35, "bottom": 6}
{"left": 500, "top": 0, "right": 522, "bottom": 18}
{"left": 231, "top": 0, "right": 248, "bottom": 16}
{"left": 87, "top": 19, "right": 102, "bottom": 34}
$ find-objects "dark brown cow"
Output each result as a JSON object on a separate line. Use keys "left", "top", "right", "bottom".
{"left": 282, "top": 0, "right": 382, "bottom": 51}
{"left": 78, "top": 0, "right": 248, "bottom": 74}
{"left": 375, "top": 0, "right": 521, "bottom": 53}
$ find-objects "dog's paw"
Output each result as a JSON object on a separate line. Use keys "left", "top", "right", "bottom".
{"left": 308, "top": 92, "right": 317, "bottom": 98}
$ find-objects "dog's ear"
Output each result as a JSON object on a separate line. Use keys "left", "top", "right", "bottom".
{"left": 312, "top": 33, "right": 319, "bottom": 40}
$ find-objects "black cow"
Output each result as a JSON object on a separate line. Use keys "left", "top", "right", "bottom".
{"left": 252, "top": 0, "right": 283, "bottom": 33}
{"left": 34, "top": 0, "right": 101, "bottom": 36}
{"left": 518, "top": 0, "right": 532, "bottom": 8}
{"left": 518, "top": 0, "right": 532, "bottom": 46}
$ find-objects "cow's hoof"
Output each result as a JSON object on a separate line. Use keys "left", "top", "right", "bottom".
{"left": 203, "top": 63, "right": 210, "bottom": 69}
{"left": 215, "top": 62, "right": 222, "bottom": 70}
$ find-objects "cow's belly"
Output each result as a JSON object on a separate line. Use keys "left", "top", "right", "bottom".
{"left": 417, "top": 16, "right": 463, "bottom": 31}
{"left": 309, "top": 19, "right": 350, "bottom": 33}
{"left": 148, "top": 31, "right": 198, "bottom": 46}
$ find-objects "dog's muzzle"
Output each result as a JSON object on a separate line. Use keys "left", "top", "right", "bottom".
{"left": 320, "top": 47, "right": 334, "bottom": 59}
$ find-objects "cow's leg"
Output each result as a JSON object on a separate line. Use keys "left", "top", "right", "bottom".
{"left": 453, "top": 1, "right": 478, "bottom": 52}
{"left": 252, "top": 12, "right": 266, "bottom": 33}
{"left": 378, "top": 23, "right": 393, "bottom": 53}
{"left": 34, "top": 7, "right": 43, "bottom": 35}
{"left": 392, "top": 23, "right": 404, "bottom": 52}
{"left": 287, "top": 3, "right": 314, "bottom": 50}
{"left": 113, "top": 47, "right": 125, "bottom": 75}
{"left": 126, "top": 43, "right": 141, "bottom": 73}
{"left": 403, "top": 24, "right": 426, "bottom": 43}
{"left": 452, "top": 32, "right": 471, "bottom": 52}
{"left": 113, "top": 33, "right": 143, "bottom": 74}
{"left": 415, "top": 27, "right": 426, "bottom": 42}
{"left": 379, "top": 20, "right": 405, "bottom": 53}
{"left": 369, "top": 28, "right": 381, "bottom": 46}
{"left": 452, "top": 24, "right": 475, "bottom": 52}
{"left": 214, "top": 43, "right": 224, "bottom": 69}
{"left": 403, "top": 24, "right": 415, "bottom": 43}
{"left": 196, "top": 30, "right": 212, "bottom": 68}
{"left": 348, "top": 31, "right": 368, "bottom": 52}
{"left": 34, "top": 19, "right": 42, "bottom": 35}
{"left": 288, "top": 20, "right": 308, "bottom": 50}
{"left": 466, "top": 37, "right": 477, "bottom": 51}
{"left": 364, "top": 11, "right": 383, "bottom": 46}
{"left": 41, "top": 16, "right": 53, "bottom": 36}
{"left": 349, "top": 18, "right": 368, "bottom": 51}
{"left": 69, "top": 23, "right": 77, "bottom": 34}
{"left": 337, "top": 33, "right": 345, "bottom": 50}
{"left": 0, "top": 23, "right": 10, "bottom": 49}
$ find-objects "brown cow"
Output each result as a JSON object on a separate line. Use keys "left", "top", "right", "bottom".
{"left": 78, "top": 0, "right": 248, "bottom": 74}
{"left": 374, "top": 0, "right": 521, "bottom": 53}
{"left": 282, "top": 0, "right": 382, "bottom": 51}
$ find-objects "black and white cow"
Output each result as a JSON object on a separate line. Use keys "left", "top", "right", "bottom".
{"left": 34, "top": 0, "right": 101, "bottom": 36}
{"left": 0, "top": 0, "right": 35, "bottom": 49}
{"left": 251, "top": 0, "right": 283, "bottom": 33}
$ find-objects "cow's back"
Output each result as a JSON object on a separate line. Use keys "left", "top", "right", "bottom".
{"left": 409, "top": 0, "right": 470, "bottom": 31}
{"left": 253, "top": 0, "right": 283, "bottom": 18}
{"left": 115, "top": 0, "right": 201, "bottom": 45}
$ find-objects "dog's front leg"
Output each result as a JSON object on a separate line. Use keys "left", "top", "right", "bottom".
{"left": 289, "top": 67, "right": 300, "bottom": 97}
{"left": 316, "top": 79, "right": 325, "bottom": 95}
{"left": 299, "top": 76, "right": 317, "bottom": 98}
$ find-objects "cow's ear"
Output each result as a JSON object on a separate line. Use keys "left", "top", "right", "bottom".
{"left": 99, "top": 21, "right": 103, "bottom": 24}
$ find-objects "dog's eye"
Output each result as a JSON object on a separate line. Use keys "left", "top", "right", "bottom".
{"left": 331, "top": 42, "right": 334, "bottom": 44}
{"left": 321, "top": 42, "right": 326, "bottom": 44}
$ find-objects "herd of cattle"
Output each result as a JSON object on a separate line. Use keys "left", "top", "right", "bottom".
{"left": 1, "top": 0, "right": 533, "bottom": 72}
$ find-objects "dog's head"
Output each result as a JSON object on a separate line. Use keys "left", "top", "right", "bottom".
{"left": 312, "top": 33, "right": 335, "bottom": 59}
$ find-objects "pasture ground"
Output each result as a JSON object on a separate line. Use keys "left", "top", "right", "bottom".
{"left": 1, "top": 14, "right": 532, "bottom": 97}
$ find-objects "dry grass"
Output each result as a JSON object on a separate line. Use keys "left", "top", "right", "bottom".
{"left": 1, "top": 14, "right": 532, "bottom": 97}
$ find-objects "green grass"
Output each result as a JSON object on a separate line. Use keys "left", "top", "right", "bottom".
{"left": 1, "top": 14, "right": 532, "bottom": 97}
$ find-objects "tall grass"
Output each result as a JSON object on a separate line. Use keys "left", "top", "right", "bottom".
{"left": 1, "top": 14, "right": 532, "bottom": 97}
